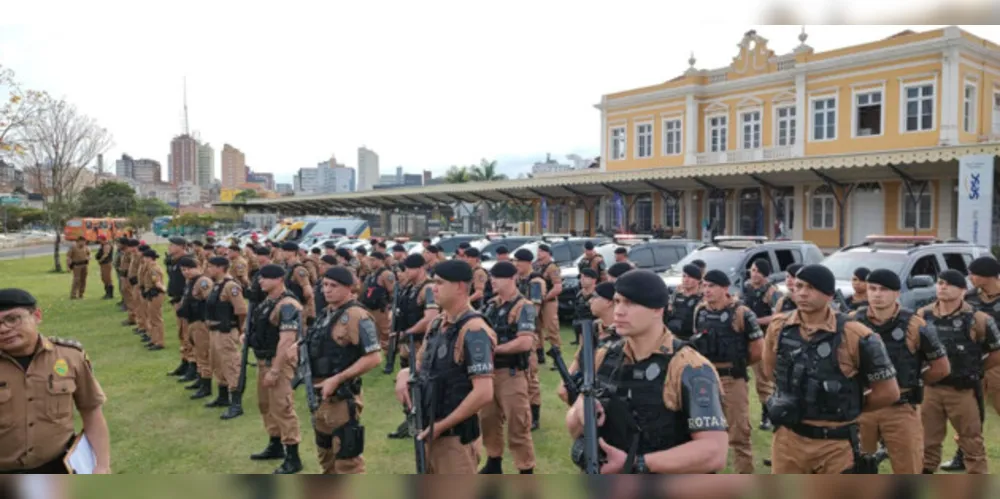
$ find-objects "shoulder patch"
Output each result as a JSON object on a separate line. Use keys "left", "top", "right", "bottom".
{"left": 231, "top": 285, "right": 241, "bottom": 297}
{"left": 200, "top": 279, "right": 211, "bottom": 290}
{"left": 50, "top": 337, "right": 84, "bottom": 351}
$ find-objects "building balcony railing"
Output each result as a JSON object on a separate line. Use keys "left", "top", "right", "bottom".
{"left": 694, "top": 145, "right": 796, "bottom": 165}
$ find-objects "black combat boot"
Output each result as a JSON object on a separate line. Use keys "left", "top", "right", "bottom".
{"left": 536, "top": 348, "right": 545, "bottom": 365}
{"left": 168, "top": 360, "right": 188, "bottom": 376}
{"left": 478, "top": 456, "right": 503, "bottom": 474}
{"left": 273, "top": 444, "right": 303, "bottom": 474}
{"left": 185, "top": 372, "right": 203, "bottom": 389}
{"left": 178, "top": 363, "right": 198, "bottom": 383}
{"left": 940, "top": 449, "right": 965, "bottom": 472}
{"left": 190, "top": 378, "right": 212, "bottom": 399}
{"left": 758, "top": 404, "right": 773, "bottom": 431}
{"left": 140, "top": 333, "right": 151, "bottom": 343}
{"left": 530, "top": 404, "right": 540, "bottom": 431}
{"left": 205, "top": 385, "right": 231, "bottom": 408}
{"left": 221, "top": 391, "right": 244, "bottom": 420}
{"left": 519, "top": 468, "right": 534, "bottom": 474}
{"left": 103, "top": 285, "right": 114, "bottom": 299}
{"left": 250, "top": 437, "right": 285, "bottom": 460}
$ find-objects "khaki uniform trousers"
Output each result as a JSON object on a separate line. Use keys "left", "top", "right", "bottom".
{"left": 133, "top": 286, "right": 147, "bottom": 331}
{"left": 146, "top": 294, "right": 165, "bottom": 347}
{"left": 371, "top": 308, "right": 390, "bottom": 350}
{"left": 210, "top": 328, "right": 240, "bottom": 388}
{"left": 858, "top": 402, "right": 923, "bottom": 474}
{"left": 100, "top": 263, "right": 113, "bottom": 288}
{"left": 921, "top": 385, "right": 988, "bottom": 474}
{"left": 427, "top": 435, "right": 481, "bottom": 474}
{"left": 256, "top": 359, "right": 301, "bottom": 445}
{"left": 720, "top": 375, "right": 753, "bottom": 474}
{"left": 71, "top": 265, "right": 88, "bottom": 298}
{"left": 174, "top": 302, "right": 194, "bottom": 362}
{"left": 985, "top": 366, "right": 1000, "bottom": 417}
{"left": 479, "top": 366, "right": 535, "bottom": 470}
{"left": 122, "top": 280, "right": 136, "bottom": 323}
{"left": 313, "top": 391, "right": 365, "bottom": 474}
{"left": 540, "top": 300, "right": 560, "bottom": 348}
{"left": 751, "top": 363, "right": 774, "bottom": 405}
{"left": 770, "top": 426, "right": 855, "bottom": 474}
{"left": 189, "top": 322, "right": 212, "bottom": 378}
{"left": 527, "top": 338, "right": 541, "bottom": 406}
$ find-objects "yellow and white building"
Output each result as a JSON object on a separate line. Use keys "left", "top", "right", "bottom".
{"left": 594, "top": 26, "right": 1000, "bottom": 248}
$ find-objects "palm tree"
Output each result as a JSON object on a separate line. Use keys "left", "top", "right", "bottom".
{"left": 469, "top": 159, "right": 507, "bottom": 182}
{"left": 445, "top": 165, "right": 470, "bottom": 183}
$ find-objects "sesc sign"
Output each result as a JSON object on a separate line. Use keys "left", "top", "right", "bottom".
{"left": 956, "top": 154, "right": 996, "bottom": 246}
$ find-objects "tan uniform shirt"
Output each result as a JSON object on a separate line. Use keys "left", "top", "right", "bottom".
{"left": 267, "top": 295, "right": 303, "bottom": 369}
{"left": 190, "top": 275, "right": 214, "bottom": 321}
{"left": 415, "top": 310, "right": 498, "bottom": 379}
{"left": 217, "top": 279, "right": 249, "bottom": 331}
{"left": 534, "top": 260, "right": 561, "bottom": 302}
{"left": 67, "top": 245, "right": 90, "bottom": 266}
{"left": 0, "top": 336, "right": 106, "bottom": 471}
{"left": 143, "top": 262, "right": 166, "bottom": 293}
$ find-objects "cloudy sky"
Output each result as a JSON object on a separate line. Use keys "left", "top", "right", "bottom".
{"left": 2, "top": 1, "right": 997, "bottom": 183}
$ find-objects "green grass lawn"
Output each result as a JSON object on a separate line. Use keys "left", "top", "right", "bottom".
{"left": 4, "top": 250, "right": 1000, "bottom": 475}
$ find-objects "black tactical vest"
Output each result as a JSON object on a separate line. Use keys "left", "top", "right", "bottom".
{"left": 360, "top": 267, "right": 391, "bottom": 310}
{"left": 180, "top": 276, "right": 208, "bottom": 323}
{"left": 533, "top": 262, "right": 555, "bottom": 294}
{"left": 312, "top": 281, "right": 327, "bottom": 315}
{"left": 921, "top": 308, "right": 981, "bottom": 389}
{"left": 848, "top": 296, "right": 869, "bottom": 311}
{"left": 308, "top": 301, "right": 366, "bottom": 379}
{"left": 596, "top": 339, "right": 692, "bottom": 454}
{"left": 690, "top": 304, "right": 748, "bottom": 378}
{"left": 854, "top": 307, "right": 921, "bottom": 401}
{"left": 418, "top": 312, "right": 482, "bottom": 443}
{"left": 773, "top": 314, "right": 864, "bottom": 422}
{"left": 665, "top": 291, "right": 701, "bottom": 340}
{"left": 574, "top": 290, "right": 595, "bottom": 322}
{"left": 166, "top": 254, "right": 188, "bottom": 301}
{"left": 206, "top": 278, "right": 237, "bottom": 332}
{"left": 397, "top": 280, "right": 430, "bottom": 337}
{"left": 249, "top": 291, "right": 297, "bottom": 359}
{"left": 485, "top": 296, "right": 528, "bottom": 369}
{"left": 97, "top": 244, "right": 113, "bottom": 265}
{"left": 285, "top": 263, "right": 307, "bottom": 302}
{"left": 742, "top": 282, "right": 774, "bottom": 318}
{"left": 470, "top": 267, "right": 492, "bottom": 310}
{"left": 779, "top": 296, "right": 797, "bottom": 313}
{"left": 965, "top": 290, "right": 1000, "bottom": 324}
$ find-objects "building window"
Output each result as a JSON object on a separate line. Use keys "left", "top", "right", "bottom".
{"left": 903, "top": 82, "right": 934, "bottom": 132}
{"left": 610, "top": 127, "right": 626, "bottom": 160}
{"left": 663, "top": 119, "right": 682, "bottom": 155}
{"left": 855, "top": 89, "right": 882, "bottom": 136}
{"left": 635, "top": 195, "right": 653, "bottom": 232}
{"left": 901, "top": 182, "right": 933, "bottom": 230}
{"left": 776, "top": 106, "right": 796, "bottom": 146}
{"left": 964, "top": 83, "right": 977, "bottom": 133}
{"left": 707, "top": 115, "right": 727, "bottom": 152}
{"left": 810, "top": 185, "right": 836, "bottom": 230}
{"left": 740, "top": 110, "right": 762, "bottom": 149}
{"left": 812, "top": 97, "right": 837, "bottom": 141}
{"left": 636, "top": 123, "right": 653, "bottom": 159}
{"left": 662, "top": 196, "right": 681, "bottom": 228}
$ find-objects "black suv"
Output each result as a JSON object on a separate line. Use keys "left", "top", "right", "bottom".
{"left": 819, "top": 236, "right": 992, "bottom": 310}
{"left": 660, "top": 237, "right": 826, "bottom": 294}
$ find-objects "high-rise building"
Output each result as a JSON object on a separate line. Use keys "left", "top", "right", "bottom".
{"left": 197, "top": 142, "right": 214, "bottom": 186}
{"left": 115, "top": 154, "right": 135, "bottom": 179}
{"left": 116, "top": 154, "right": 162, "bottom": 184}
{"left": 357, "top": 146, "right": 379, "bottom": 191}
{"left": 221, "top": 143, "right": 247, "bottom": 189}
{"left": 294, "top": 167, "right": 319, "bottom": 193}
{"left": 247, "top": 170, "right": 275, "bottom": 190}
{"left": 276, "top": 183, "right": 293, "bottom": 194}
{"left": 169, "top": 135, "right": 198, "bottom": 185}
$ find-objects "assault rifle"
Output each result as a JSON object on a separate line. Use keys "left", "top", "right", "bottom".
{"left": 548, "top": 344, "right": 580, "bottom": 405}
{"left": 578, "top": 319, "right": 600, "bottom": 474}
{"left": 407, "top": 332, "right": 428, "bottom": 474}
{"left": 292, "top": 316, "right": 320, "bottom": 417}
{"left": 382, "top": 282, "right": 401, "bottom": 374}
{"left": 833, "top": 289, "right": 851, "bottom": 312}
{"left": 235, "top": 302, "right": 254, "bottom": 396}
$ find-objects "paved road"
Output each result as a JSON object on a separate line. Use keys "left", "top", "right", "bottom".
{"left": 0, "top": 242, "right": 69, "bottom": 260}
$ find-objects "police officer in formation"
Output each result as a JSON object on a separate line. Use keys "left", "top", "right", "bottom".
{"left": 176, "top": 257, "right": 215, "bottom": 393}
{"left": 312, "top": 254, "right": 338, "bottom": 315}
{"left": 578, "top": 241, "right": 607, "bottom": 282}
{"left": 665, "top": 263, "right": 704, "bottom": 341}
{"left": 66, "top": 237, "right": 90, "bottom": 300}
{"left": 140, "top": 249, "right": 166, "bottom": 351}
{"left": 689, "top": 269, "right": 763, "bottom": 474}
{"left": 571, "top": 268, "right": 598, "bottom": 345}
{"left": 464, "top": 248, "right": 490, "bottom": 310}
{"left": 281, "top": 241, "right": 315, "bottom": 327}
{"left": 532, "top": 244, "right": 563, "bottom": 365}
{"left": 201, "top": 257, "right": 247, "bottom": 417}
{"left": 847, "top": 267, "right": 871, "bottom": 310}
{"left": 772, "top": 263, "right": 802, "bottom": 314}
{"left": 394, "top": 260, "right": 498, "bottom": 473}
{"left": 306, "top": 266, "right": 382, "bottom": 474}
{"left": 565, "top": 270, "right": 730, "bottom": 474}
{"left": 761, "top": 264, "right": 900, "bottom": 474}
{"left": 360, "top": 251, "right": 395, "bottom": 349}
{"left": 515, "top": 248, "right": 546, "bottom": 431}
{"left": 479, "top": 261, "right": 537, "bottom": 474}
{"left": 739, "top": 258, "right": 780, "bottom": 430}
{"left": 849, "top": 268, "right": 950, "bottom": 474}
{"left": 96, "top": 235, "right": 115, "bottom": 300}
{"left": 557, "top": 280, "right": 618, "bottom": 405}
{"left": 166, "top": 237, "right": 195, "bottom": 377}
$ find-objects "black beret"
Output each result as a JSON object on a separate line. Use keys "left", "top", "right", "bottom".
{"left": 371, "top": 251, "right": 387, "bottom": 260}
{"left": 203, "top": 243, "right": 214, "bottom": 250}
{"left": 356, "top": 247, "right": 368, "bottom": 256}
{"left": 192, "top": 240, "right": 204, "bottom": 247}
{"left": 127, "top": 239, "right": 140, "bottom": 247}
{"left": 580, "top": 268, "right": 599, "bottom": 279}
{"left": 117, "top": 237, "right": 129, "bottom": 244}
{"left": 537, "top": 244, "right": 551, "bottom": 254}
{"left": 595, "top": 281, "right": 616, "bottom": 301}
{"left": 258, "top": 264, "right": 285, "bottom": 279}
{"left": 614, "top": 247, "right": 627, "bottom": 255}
{"left": 392, "top": 244, "right": 407, "bottom": 252}
{"left": 281, "top": 242, "right": 299, "bottom": 252}
{"left": 786, "top": 263, "right": 803, "bottom": 276}
{"left": 254, "top": 246, "right": 271, "bottom": 256}
{"left": 323, "top": 241, "right": 338, "bottom": 249}
{"left": 752, "top": 258, "right": 771, "bottom": 276}
{"left": 404, "top": 254, "right": 425, "bottom": 269}
{"left": 938, "top": 269, "right": 967, "bottom": 289}
{"left": 434, "top": 260, "right": 473, "bottom": 283}
{"left": 425, "top": 245, "right": 441, "bottom": 254}
{"left": 584, "top": 241, "right": 595, "bottom": 250}
{"left": 464, "top": 247, "right": 480, "bottom": 258}
{"left": 615, "top": 269, "right": 668, "bottom": 309}
{"left": 228, "top": 244, "right": 241, "bottom": 251}
{"left": 169, "top": 236, "right": 188, "bottom": 246}
{"left": 691, "top": 259, "right": 706, "bottom": 269}
{"left": 682, "top": 264, "right": 702, "bottom": 280}
{"left": 336, "top": 248, "right": 351, "bottom": 259}
{"left": 490, "top": 261, "right": 517, "bottom": 278}
{"left": 324, "top": 267, "right": 355, "bottom": 286}
{"left": 320, "top": 255, "right": 338, "bottom": 265}
{"left": 495, "top": 246, "right": 509, "bottom": 255}
{"left": 0, "top": 288, "right": 37, "bottom": 311}
{"left": 310, "top": 248, "right": 321, "bottom": 255}
{"left": 968, "top": 256, "right": 1000, "bottom": 278}
{"left": 703, "top": 269, "right": 731, "bottom": 287}
{"left": 177, "top": 257, "right": 198, "bottom": 268}
{"left": 208, "top": 256, "right": 230, "bottom": 268}
{"left": 853, "top": 267, "right": 871, "bottom": 281}
{"left": 205, "top": 237, "right": 216, "bottom": 244}
{"left": 142, "top": 249, "right": 158, "bottom": 259}
{"left": 514, "top": 249, "right": 534, "bottom": 262}
{"left": 458, "top": 242, "right": 471, "bottom": 250}
{"left": 866, "top": 269, "right": 901, "bottom": 292}
{"left": 246, "top": 242, "right": 255, "bottom": 248}
{"left": 796, "top": 264, "right": 836, "bottom": 296}
{"left": 608, "top": 262, "right": 633, "bottom": 278}
{"left": 138, "top": 244, "right": 150, "bottom": 252}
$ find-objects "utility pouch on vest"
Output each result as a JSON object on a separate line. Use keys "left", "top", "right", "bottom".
{"left": 335, "top": 396, "right": 364, "bottom": 459}
{"left": 765, "top": 393, "right": 801, "bottom": 427}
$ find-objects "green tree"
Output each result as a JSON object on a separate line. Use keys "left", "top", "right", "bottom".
{"left": 469, "top": 159, "right": 507, "bottom": 182}
{"left": 445, "top": 165, "right": 470, "bottom": 183}
{"left": 77, "top": 181, "right": 138, "bottom": 217}
{"left": 233, "top": 189, "right": 259, "bottom": 203}
{"left": 135, "top": 197, "right": 174, "bottom": 217}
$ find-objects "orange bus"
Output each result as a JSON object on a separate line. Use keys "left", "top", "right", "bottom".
{"left": 64, "top": 217, "right": 128, "bottom": 243}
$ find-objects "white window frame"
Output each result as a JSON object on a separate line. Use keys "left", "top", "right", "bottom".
{"left": 993, "top": 88, "right": 1000, "bottom": 135}
{"left": 739, "top": 108, "right": 762, "bottom": 150}
{"left": 705, "top": 114, "right": 728, "bottom": 153}
{"left": 662, "top": 117, "right": 683, "bottom": 156}
{"left": 899, "top": 182, "right": 934, "bottom": 231}
{"left": 963, "top": 81, "right": 977, "bottom": 134}
{"left": 609, "top": 126, "right": 627, "bottom": 161}
{"left": 900, "top": 79, "right": 937, "bottom": 133}
{"left": 662, "top": 195, "right": 681, "bottom": 228}
{"left": 809, "top": 95, "right": 838, "bottom": 142}
{"left": 809, "top": 186, "right": 836, "bottom": 230}
{"left": 773, "top": 105, "right": 796, "bottom": 147}
{"left": 851, "top": 87, "right": 884, "bottom": 138}
{"left": 634, "top": 121, "right": 653, "bottom": 159}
